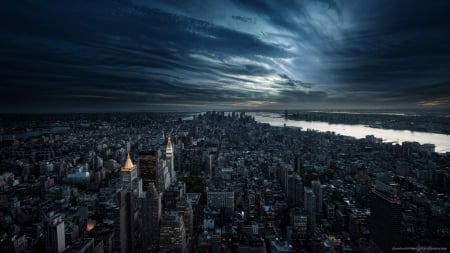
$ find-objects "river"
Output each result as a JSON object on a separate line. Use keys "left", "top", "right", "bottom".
{"left": 249, "top": 112, "right": 450, "bottom": 153}
{"left": 1, "top": 126, "right": 70, "bottom": 141}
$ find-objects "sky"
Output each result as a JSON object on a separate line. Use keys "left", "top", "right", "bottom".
{"left": 1, "top": 0, "right": 450, "bottom": 112}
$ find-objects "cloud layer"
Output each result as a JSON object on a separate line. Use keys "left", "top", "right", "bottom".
{"left": 1, "top": 0, "right": 449, "bottom": 112}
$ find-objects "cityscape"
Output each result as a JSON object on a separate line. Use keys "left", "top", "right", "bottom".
{"left": 0, "top": 111, "right": 449, "bottom": 252}
{"left": 1, "top": 0, "right": 450, "bottom": 253}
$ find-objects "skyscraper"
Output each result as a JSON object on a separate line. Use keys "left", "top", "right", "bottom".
{"left": 166, "top": 137, "right": 176, "bottom": 184}
{"left": 294, "top": 154, "right": 303, "bottom": 176}
{"left": 311, "top": 180, "right": 323, "bottom": 215}
{"left": 44, "top": 215, "right": 66, "bottom": 253}
{"left": 277, "top": 165, "right": 290, "bottom": 195}
{"left": 121, "top": 153, "right": 142, "bottom": 195}
{"left": 164, "top": 182, "right": 186, "bottom": 210}
{"left": 160, "top": 158, "right": 171, "bottom": 191}
{"left": 370, "top": 180, "right": 402, "bottom": 253}
{"left": 290, "top": 208, "right": 308, "bottom": 238}
{"left": 177, "top": 198, "right": 194, "bottom": 242}
{"left": 140, "top": 182, "right": 161, "bottom": 252}
{"left": 120, "top": 189, "right": 135, "bottom": 253}
{"left": 304, "top": 187, "right": 316, "bottom": 231}
{"left": 138, "top": 150, "right": 158, "bottom": 191}
{"left": 288, "top": 173, "right": 303, "bottom": 208}
{"left": 159, "top": 211, "right": 187, "bottom": 253}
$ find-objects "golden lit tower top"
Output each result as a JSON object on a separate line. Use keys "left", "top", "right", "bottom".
{"left": 121, "top": 153, "right": 141, "bottom": 194}
{"left": 122, "top": 153, "right": 136, "bottom": 172}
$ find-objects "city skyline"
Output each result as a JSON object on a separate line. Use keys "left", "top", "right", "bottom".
{"left": 1, "top": 0, "right": 450, "bottom": 112}
{"left": 1, "top": 112, "right": 448, "bottom": 252}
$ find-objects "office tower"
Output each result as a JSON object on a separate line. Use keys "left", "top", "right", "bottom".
{"left": 44, "top": 215, "right": 66, "bottom": 253}
{"left": 304, "top": 187, "right": 316, "bottom": 231}
{"left": 160, "top": 211, "right": 187, "bottom": 253}
{"left": 207, "top": 192, "right": 235, "bottom": 212}
{"left": 277, "top": 165, "right": 290, "bottom": 194}
{"left": 294, "top": 155, "right": 303, "bottom": 176}
{"left": 112, "top": 202, "right": 121, "bottom": 251}
{"left": 160, "top": 158, "right": 171, "bottom": 191}
{"left": 138, "top": 150, "right": 158, "bottom": 191}
{"left": 166, "top": 137, "right": 176, "bottom": 184}
{"left": 311, "top": 180, "right": 323, "bottom": 214}
{"left": 208, "top": 153, "right": 214, "bottom": 179}
{"left": 120, "top": 189, "right": 135, "bottom": 253}
{"left": 288, "top": 173, "right": 303, "bottom": 208}
{"left": 370, "top": 181, "right": 402, "bottom": 253}
{"left": 177, "top": 197, "right": 194, "bottom": 240}
{"left": 198, "top": 229, "right": 222, "bottom": 253}
{"left": 247, "top": 191, "right": 257, "bottom": 219}
{"left": 326, "top": 202, "right": 335, "bottom": 220}
{"left": 348, "top": 209, "right": 370, "bottom": 235}
{"left": 290, "top": 208, "right": 308, "bottom": 238}
{"left": 121, "top": 153, "right": 142, "bottom": 195}
{"left": 141, "top": 183, "right": 161, "bottom": 252}
{"left": 164, "top": 182, "right": 186, "bottom": 210}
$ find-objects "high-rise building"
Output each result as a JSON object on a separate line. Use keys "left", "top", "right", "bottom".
{"left": 159, "top": 211, "right": 187, "bottom": 253}
{"left": 120, "top": 189, "right": 135, "bottom": 253}
{"left": 121, "top": 153, "right": 142, "bottom": 195}
{"left": 208, "top": 153, "right": 214, "bottom": 179}
{"left": 290, "top": 208, "right": 308, "bottom": 238}
{"left": 177, "top": 198, "right": 194, "bottom": 241}
{"left": 294, "top": 155, "right": 303, "bottom": 176}
{"left": 370, "top": 181, "right": 402, "bottom": 253}
{"left": 140, "top": 183, "right": 161, "bottom": 252}
{"left": 164, "top": 182, "right": 186, "bottom": 210}
{"left": 166, "top": 137, "right": 176, "bottom": 184}
{"left": 44, "top": 215, "right": 66, "bottom": 253}
{"left": 287, "top": 173, "right": 303, "bottom": 208}
{"left": 138, "top": 151, "right": 158, "bottom": 191}
{"left": 198, "top": 230, "right": 221, "bottom": 253}
{"left": 112, "top": 202, "right": 121, "bottom": 251}
{"left": 304, "top": 187, "right": 316, "bottom": 231}
{"left": 277, "top": 165, "right": 290, "bottom": 195}
{"left": 311, "top": 180, "right": 323, "bottom": 214}
{"left": 325, "top": 202, "right": 335, "bottom": 220}
{"left": 159, "top": 160, "right": 171, "bottom": 191}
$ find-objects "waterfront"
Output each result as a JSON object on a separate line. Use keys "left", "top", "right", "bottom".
{"left": 0, "top": 126, "right": 71, "bottom": 141}
{"left": 251, "top": 112, "right": 450, "bottom": 153}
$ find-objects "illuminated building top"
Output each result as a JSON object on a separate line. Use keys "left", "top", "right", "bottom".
{"left": 121, "top": 153, "right": 136, "bottom": 172}
{"left": 166, "top": 137, "right": 173, "bottom": 156}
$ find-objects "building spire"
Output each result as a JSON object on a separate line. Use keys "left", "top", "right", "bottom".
{"left": 122, "top": 153, "right": 135, "bottom": 171}
{"left": 166, "top": 137, "right": 173, "bottom": 155}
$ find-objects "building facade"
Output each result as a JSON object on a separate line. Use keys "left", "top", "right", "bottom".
{"left": 121, "top": 153, "right": 141, "bottom": 195}
{"left": 370, "top": 181, "right": 402, "bottom": 253}
{"left": 159, "top": 211, "right": 187, "bottom": 253}
{"left": 44, "top": 215, "right": 66, "bottom": 253}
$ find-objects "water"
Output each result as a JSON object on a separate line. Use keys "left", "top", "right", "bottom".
{"left": 1, "top": 126, "right": 70, "bottom": 141}
{"left": 250, "top": 112, "right": 450, "bottom": 153}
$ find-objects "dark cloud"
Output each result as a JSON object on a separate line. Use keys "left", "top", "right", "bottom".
{"left": 0, "top": 0, "right": 296, "bottom": 111}
{"left": 277, "top": 90, "right": 328, "bottom": 103}
{"left": 277, "top": 74, "right": 314, "bottom": 89}
{"left": 1, "top": 0, "right": 449, "bottom": 111}
{"left": 322, "top": 1, "right": 450, "bottom": 92}
{"left": 231, "top": 15, "right": 255, "bottom": 23}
